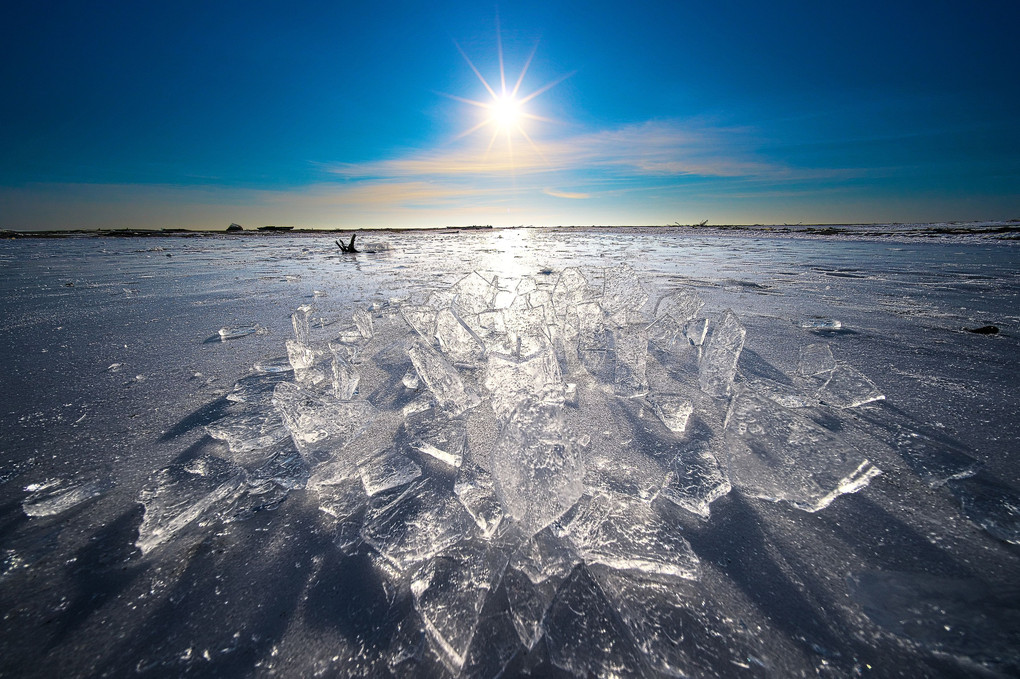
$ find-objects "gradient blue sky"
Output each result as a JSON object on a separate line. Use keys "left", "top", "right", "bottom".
{"left": 2, "top": 0, "right": 1017, "bottom": 229}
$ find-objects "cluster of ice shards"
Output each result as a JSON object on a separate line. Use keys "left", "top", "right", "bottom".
{"left": 133, "top": 264, "right": 907, "bottom": 676}
{"left": 22, "top": 476, "right": 113, "bottom": 518}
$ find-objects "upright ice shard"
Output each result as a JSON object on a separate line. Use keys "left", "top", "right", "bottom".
{"left": 699, "top": 309, "right": 746, "bottom": 397}
{"left": 724, "top": 391, "right": 881, "bottom": 511}
{"left": 329, "top": 345, "right": 360, "bottom": 400}
{"left": 271, "top": 382, "right": 377, "bottom": 465}
{"left": 292, "top": 304, "right": 313, "bottom": 344}
{"left": 406, "top": 413, "right": 467, "bottom": 468}
{"left": 434, "top": 308, "right": 485, "bottom": 364}
{"left": 352, "top": 307, "right": 374, "bottom": 339}
{"left": 612, "top": 324, "right": 649, "bottom": 397}
{"left": 407, "top": 340, "right": 480, "bottom": 416}
{"left": 490, "top": 399, "right": 584, "bottom": 538}
{"left": 648, "top": 393, "right": 694, "bottom": 434}
{"left": 205, "top": 406, "right": 290, "bottom": 465}
{"left": 409, "top": 539, "right": 509, "bottom": 673}
{"left": 483, "top": 348, "right": 563, "bottom": 419}
{"left": 659, "top": 445, "right": 731, "bottom": 519}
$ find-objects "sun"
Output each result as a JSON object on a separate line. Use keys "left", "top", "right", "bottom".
{"left": 443, "top": 27, "right": 572, "bottom": 163}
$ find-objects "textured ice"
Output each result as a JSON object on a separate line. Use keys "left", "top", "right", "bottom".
{"left": 135, "top": 456, "right": 246, "bottom": 554}
{"left": 817, "top": 364, "right": 885, "bottom": 408}
{"left": 611, "top": 324, "right": 649, "bottom": 397}
{"left": 400, "top": 303, "right": 438, "bottom": 340}
{"left": 410, "top": 539, "right": 508, "bottom": 672}
{"left": 483, "top": 348, "right": 562, "bottom": 419}
{"left": 566, "top": 491, "right": 701, "bottom": 581}
{"left": 329, "top": 345, "right": 360, "bottom": 400}
{"left": 205, "top": 406, "right": 289, "bottom": 463}
{"left": 949, "top": 475, "right": 1020, "bottom": 544}
{"left": 291, "top": 304, "right": 312, "bottom": 344}
{"left": 271, "top": 381, "right": 377, "bottom": 465}
{"left": 449, "top": 272, "right": 499, "bottom": 316}
{"left": 361, "top": 478, "right": 474, "bottom": 571}
{"left": 359, "top": 448, "right": 422, "bottom": 496}
{"left": 503, "top": 565, "right": 561, "bottom": 649}
{"left": 799, "top": 342, "right": 836, "bottom": 376}
{"left": 491, "top": 399, "right": 584, "bottom": 538}
{"left": 454, "top": 461, "right": 505, "bottom": 538}
{"left": 509, "top": 524, "right": 579, "bottom": 585}
{"left": 698, "top": 309, "right": 746, "bottom": 396}
{"left": 22, "top": 477, "right": 112, "bottom": 517}
{"left": 655, "top": 287, "right": 704, "bottom": 324}
{"left": 798, "top": 318, "right": 842, "bottom": 330}
{"left": 434, "top": 308, "right": 485, "bottom": 363}
{"left": 660, "top": 445, "right": 732, "bottom": 519}
{"left": 285, "top": 338, "right": 320, "bottom": 373}
{"left": 252, "top": 355, "right": 294, "bottom": 374}
{"left": 648, "top": 393, "right": 694, "bottom": 434}
{"left": 724, "top": 391, "right": 881, "bottom": 511}
{"left": 545, "top": 566, "right": 647, "bottom": 678}
{"left": 352, "top": 307, "right": 374, "bottom": 339}
{"left": 683, "top": 316, "right": 709, "bottom": 346}
{"left": 406, "top": 412, "right": 467, "bottom": 468}
{"left": 407, "top": 340, "right": 480, "bottom": 416}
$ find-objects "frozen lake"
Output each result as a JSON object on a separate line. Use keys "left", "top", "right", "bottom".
{"left": 1, "top": 228, "right": 1018, "bottom": 677}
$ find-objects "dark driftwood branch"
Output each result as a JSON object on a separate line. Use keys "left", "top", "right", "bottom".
{"left": 336, "top": 234, "right": 358, "bottom": 253}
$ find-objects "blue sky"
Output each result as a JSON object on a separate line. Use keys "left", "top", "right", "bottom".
{"left": 1, "top": 0, "right": 1017, "bottom": 229}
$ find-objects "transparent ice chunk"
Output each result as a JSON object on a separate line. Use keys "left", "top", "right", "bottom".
{"left": 135, "top": 456, "right": 246, "bottom": 554}
{"left": 406, "top": 413, "right": 467, "bottom": 468}
{"left": 435, "top": 308, "right": 485, "bottom": 364}
{"left": 285, "top": 340, "right": 323, "bottom": 385}
{"left": 551, "top": 267, "right": 595, "bottom": 314}
{"left": 253, "top": 355, "right": 294, "bottom": 374}
{"left": 292, "top": 304, "right": 313, "bottom": 344}
{"left": 362, "top": 478, "right": 474, "bottom": 571}
{"left": 410, "top": 538, "right": 509, "bottom": 673}
{"left": 509, "top": 524, "right": 579, "bottom": 585}
{"left": 483, "top": 348, "right": 563, "bottom": 419}
{"left": 205, "top": 406, "right": 289, "bottom": 464}
{"left": 648, "top": 393, "right": 694, "bottom": 434}
{"left": 799, "top": 342, "right": 836, "bottom": 376}
{"left": 309, "top": 472, "right": 365, "bottom": 520}
{"left": 271, "top": 382, "right": 377, "bottom": 465}
{"left": 458, "top": 611, "right": 520, "bottom": 679}
{"left": 601, "top": 264, "right": 648, "bottom": 322}
{"left": 743, "top": 376, "right": 817, "bottom": 409}
{"left": 798, "top": 318, "right": 842, "bottom": 330}
{"left": 407, "top": 340, "right": 480, "bottom": 416}
{"left": 654, "top": 287, "right": 704, "bottom": 324}
{"left": 503, "top": 565, "right": 560, "bottom": 649}
{"left": 612, "top": 324, "right": 649, "bottom": 397}
{"left": 491, "top": 400, "right": 584, "bottom": 538}
{"left": 329, "top": 346, "right": 360, "bottom": 400}
{"left": 454, "top": 461, "right": 505, "bottom": 538}
{"left": 401, "top": 368, "right": 419, "bottom": 389}
{"left": 698, "top": 309, "right": 746, "bottom": 397}
{"left": 545, "top": 566, "right": 647, "bottom": 678}
{"left": 359, "top": 448, "right": 422, "bottom": 496}
{"left": 684, "top": 317, "right": 709, "bottom": 346}
{"left": 660, "top": 445, "right": 731, "bottom": 519}
{"left": 724, "top": 391, "right": 881, "bottom": 511}
{"left": 225, "top": 371, "right": 291, "bottom": 406}
{"left": 218, "top": 325, "right": 260, "bottom": 341}
{"left": 400, "top": 303, "right": 438, "bottom": 340}
{"left": 450, "top": 272, "right": 499, "bottom": 316}
{"left": 565, "top": 491, "right": 701, "bottom": 581}
{"left": 817, "top": 364, "right": 885, "bottom": 408}
{"left": 22, "top": 477, "right": 112, "bottom": 517}
{"left": 353, "top": 307, "right": 374, "bottom": 339}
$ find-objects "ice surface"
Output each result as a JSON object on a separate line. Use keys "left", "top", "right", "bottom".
{"left": 817, "top": 364, "right": 885, "bottom": 408}
{"left": 648, "top": 393, "right": 694, "bottom": 434}
{"left": 949, "top": 475, "right": 1020, "bottom": 544}
{"left": 359, "top": 448, "right": 422, "bottom": 496}
{"left": 491, "top": 399, "right": 584, "bottom": 538}
{"left": 407, "top": 340, "right": 480, "bottom": 416}
{"left": 565, "top": 491, "right": 701, "bottom": 581}
{"left": 724, "top": 391, "right": 881, "bottom": 511}
{"left": 271, "top": 381, "right": 377, "bottom": 465}
{"left": 409, "top": 538, "right": 509, "bottom": 672}
{"left": 22, "top": 477, "right": 112, "bottom": 517}
{"left": 453, "top": 461, "right": 505, "bottom": 538}
{"left": 503, "top": 565, "right": 560, "bottom": 649}
{"left": 361, "top": 478, "right": 474, "bottom": 571}
{"left": 698, "top": 309, "right": 746, "bottom": 397}
{"left": 798, "top": 342, "right": 836, "bottom": 376}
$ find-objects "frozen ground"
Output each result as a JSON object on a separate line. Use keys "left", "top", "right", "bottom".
{"left": 0, "top": 227, "right": 1018, "bottom": 678}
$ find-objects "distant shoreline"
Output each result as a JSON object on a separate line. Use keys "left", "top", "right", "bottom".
{"left": 2, "top": 220, "right": 1018, "bottom": 240}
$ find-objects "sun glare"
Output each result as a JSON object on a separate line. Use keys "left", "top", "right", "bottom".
{"left": 444, "top": 25, "right": 572, "bottom": 170}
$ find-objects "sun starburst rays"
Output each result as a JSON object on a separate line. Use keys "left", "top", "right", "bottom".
{"left": 444, "top": 31, "right": 569, "bottom": 175}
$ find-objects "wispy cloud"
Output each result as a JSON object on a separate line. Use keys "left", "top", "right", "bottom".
{"left": 543, "top": 188, "right": 589, "bottom": 199}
